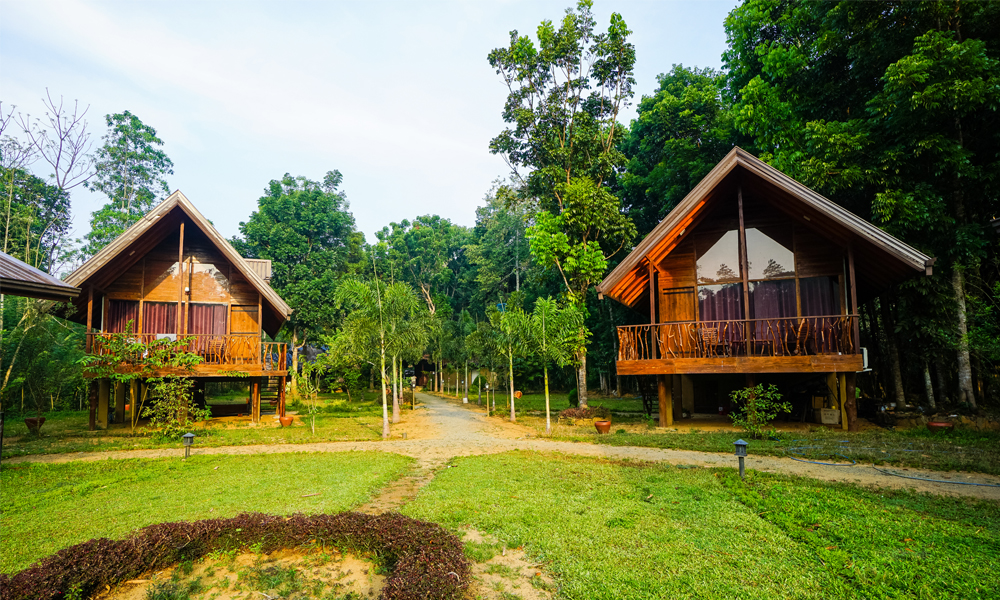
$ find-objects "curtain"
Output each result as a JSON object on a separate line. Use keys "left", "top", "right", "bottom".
{"left": 800, "top": 277, "right": 840, "bottom": 317}
{"left": 698, "top": 284, "right": 744, "bottom": 321}
{"left": 188, "top": 304, "right": 227, "bottom": 335}
{"left": 750, "top": 279, "right": 797, "bottom": 345}
{"left": 107, "top": 300, "right": 140, "bottom": 333}
{"left": 143, "top": 302, "right": 177, "bottom": 334}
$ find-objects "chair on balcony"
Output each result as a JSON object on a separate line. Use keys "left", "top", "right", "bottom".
{"left": 699, "top": 326, "right": 730, "bottom": 358}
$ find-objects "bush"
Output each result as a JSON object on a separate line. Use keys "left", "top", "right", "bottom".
{"left": 0, "top": 512, "right": 469, "bottom": 600}
{"left": 729, "top": 384, "right": 792, "bottom": 439}
{"left": 558, "top": 405, "right": 611, "bottom": 421}
{"left": 567, "top": 388, "right": 579, "bottom": 407}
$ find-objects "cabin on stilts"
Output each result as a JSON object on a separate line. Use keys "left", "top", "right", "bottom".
{"left": 596, "top": 148, "right": 934, "bottom": 431}
{"left": 62, "top": 191, "right": 293, "bottom": 429}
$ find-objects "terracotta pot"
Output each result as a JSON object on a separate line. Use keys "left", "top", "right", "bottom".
{"left": 279, "top": 416, "right": 294, "bottom": 427}
{"left": 594, "top": 420, "right": 612, "bottom": 434}
{"left": 125, "top": 404, "right": 131, "bottom": 413}
{"left": 24, "top": 417, "right": 46, "bottom": 434}
{"left": 927, "top": 421, "right": 954, "bottom": 433}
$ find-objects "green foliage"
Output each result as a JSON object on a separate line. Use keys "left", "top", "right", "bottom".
{"left": 728, "top": 383, "right": 791, "bottom": 439}
{"left": 142, "top": 378, "right": 211, "bottom": 439}
{"left": 567, "top": 387, "right": 578, "bottom": 407}
{"left": 83, "top": 111, "right": 173, "bottom": 256}
{"left": 0, "top": 166, "right": 71, "bottom": 271}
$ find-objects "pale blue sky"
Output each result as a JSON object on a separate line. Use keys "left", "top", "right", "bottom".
{"left": 1, "top": 0, "right": 739, "bottom": 245}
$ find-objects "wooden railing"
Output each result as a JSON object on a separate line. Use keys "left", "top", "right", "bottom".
{"left": 87, "top": 333, "right": 287, "bottom": 372}
{"left": 617, "top": 315, "right": 858, "bottom": 362}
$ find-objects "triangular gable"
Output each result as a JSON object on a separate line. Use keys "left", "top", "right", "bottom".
{"left": 598, "top": 147, "right": 933, "bottom": 307}
{"left": 65, "top": 191, "right": 292, "bottom": 334}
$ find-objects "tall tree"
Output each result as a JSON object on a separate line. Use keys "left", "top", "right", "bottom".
{"left": 488, "top": 0, "right": 637, "bottom": 408}
{"left": 525, "top": 297, "right": 584, "bottom": 433}
{"left": 724, "top": 0, "right": 1000, "bottom": 407}
{"left": 621, "top": 65, "right": 740, "bottom": 237}
{"left": 84, "top": 111, "right": 173, "bottom": 255}
{"left": 234, "top": 171, "right": 357, "bottom": 395}
{"left": 465, "top": 182, "right": 532, "bottom": 311}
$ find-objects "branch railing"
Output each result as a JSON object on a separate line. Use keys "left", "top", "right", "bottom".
{"left": 87, "top": 333, "right": 287, "bottom": 372}
{"left": 617, "top": 315, "right": 858, "bottom": 362}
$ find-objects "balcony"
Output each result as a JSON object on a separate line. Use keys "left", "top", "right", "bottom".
{"left": 85, "top": 333, "right": 288, "bottom": 377}
{"left": 616, "top": 315, "right": 862, "bottom": 375}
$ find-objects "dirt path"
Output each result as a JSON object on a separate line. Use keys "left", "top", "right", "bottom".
{"left": 8, "top": 393, "right": 1000, "bottom": 500}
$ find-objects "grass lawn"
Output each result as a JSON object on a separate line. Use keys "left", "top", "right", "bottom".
{"left": 403, "top": 451, "right": 1000, "bottom": 600}
{"left": 0, "top": 451, "right": 413, "bottom": 574}
{"left": 0, "top": 392, "right": 397, "bottom": 458}
{"left": 546, "top": 427, "right": 1000, "bottom": 475}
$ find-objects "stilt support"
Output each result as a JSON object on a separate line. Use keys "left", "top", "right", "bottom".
{"left": 657, "top": 374, "right": 673, "bottom": 427}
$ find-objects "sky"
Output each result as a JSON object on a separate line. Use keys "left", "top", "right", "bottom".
{"left": 1, "top": 0, "right": 739, "bottom": 246}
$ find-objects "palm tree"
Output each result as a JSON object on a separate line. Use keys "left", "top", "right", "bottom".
{"left": 526, "top": 297, "right": 583, "bottom": 434}
{"left": 336, "top": 278, "right": 423, "bottom": 439}
{"left": 488, "top": 303, "right": 528, "bottom": 423}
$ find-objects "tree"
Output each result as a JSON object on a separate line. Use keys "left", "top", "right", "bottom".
{"left": 489, "top": 0, "right": 637, "bottom": 408}
{"left": 465, "top": 182, "right": 532, "bottom": 310}
{"left": 621, "top": 65, "right": 740, "bottom": 237}
{"left": 487, "top": 299, "right": 528, "bottom": 423}
{"left": 84, "top": 111, "right": 173, "bottom": 255}
{"left": 724, "top": 0, "right": 1000, "bottom": 408}
{"left": 336, "top": 277, "right": 422, "bottom": 439}
{"left": 525, "top": 297, "right": 584, "bottom": 433}
{"left": 234, "top": 171, "right": 358, "bottom": 396}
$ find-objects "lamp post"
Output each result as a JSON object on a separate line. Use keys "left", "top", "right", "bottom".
{"left": 734, "top": 439, "right": 748, "bottom": 480}
{"left": 183, "top": 432, "right": 196, "bottom": 459}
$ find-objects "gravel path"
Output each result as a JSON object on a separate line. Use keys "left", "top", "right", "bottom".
{"left": 9, "top": 393, "right": 1000, "bottom": 501}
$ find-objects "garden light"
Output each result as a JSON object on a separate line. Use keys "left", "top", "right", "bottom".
{"left": 183, "top": 432, "right": 196, "bottom": 459}
{"left": 734, "top": 439, "right": 748, "bottom": 480}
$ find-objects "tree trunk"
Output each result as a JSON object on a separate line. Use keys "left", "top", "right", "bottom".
{"left": 544, "top": 365, "right": 551, "bottom": 435}
{"left": 923, "top": 362, "right": 936, "bottom": 411}
{"left": 391, "top": 354, "right": 400, "bottom": 423}
{"left": 879, "top": 300, "right": 905, "bottom": 406}
{"left": 508, "top": 349, "right": 516, "bottom": 423}
{"left": 290, "top": 329, "right": 300, "bottom": 397}
{"left": 952, "top": 267, "right": 976, "bottom": 408}
{"left": 934, "top": 358, "right": 949, "bottom": 406}
{"left": 464, "top": 360, "right": 468, "bottom": 401}
{"left": 576, "top": 348, "right": 588, "bottom": 408}
{"left": 379, "top": 344, "right": 389, "bottom": 440}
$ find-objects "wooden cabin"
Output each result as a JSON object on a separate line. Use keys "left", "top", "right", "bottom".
{"left": 63, "top": 191, "right": 293, "bottom": 428}
{"left": 596, "top": 148, "right": 933, "bottom": 430}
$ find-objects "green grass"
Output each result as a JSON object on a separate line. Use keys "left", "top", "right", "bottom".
{"left": 402, "top": 451, "right": 1000, "bottom": 600}
{"left": 1, "top": 393, "right": 396, "bottom": 458}
{"left": 548, "top": 427, "right": 1000, "bottom": 475}
{"left": 0, "top": 451, "right": 413, "bottom": 573}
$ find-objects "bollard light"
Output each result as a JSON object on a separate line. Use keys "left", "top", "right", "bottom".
{"left": 734, "top": 439, "right": 748, "bottom": 480}
{"left": 183, "top": 432, "right": 196, "bottom": 459}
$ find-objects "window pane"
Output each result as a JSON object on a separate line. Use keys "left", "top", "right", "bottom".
{"left": 746, "top": 228, "right": 794, "bottom": 279}
{"left": 696, "top": 230, "right": 741, "bottom": 284}
{"left": 143, "top": 302, "right": 177, "bottom": 334}
{"left": 698, "top": 283, "right": 744, "bottom": 321}
{"left": 107, "top": 300, "right": 140, "bottom": 333}
{"left": 750, "top": 280, "right": 797, "bottom": 319}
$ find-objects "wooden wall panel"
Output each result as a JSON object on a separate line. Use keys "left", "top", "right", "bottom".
{"left": 229, "top": 272, "right": 259, "bottom": 305}
{"left": 105, "top": 262, "right": 143, "bottom": 300}
{"left": 795, "top": 226, "right": 844, "bottom": 277}
{"left": 145, "top": 260, "right": 181, "bottom": 301}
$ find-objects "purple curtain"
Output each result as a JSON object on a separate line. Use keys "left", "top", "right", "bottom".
{"left": 750, "top": 280, "right": 796, "bottom": 319}
{"left": 142, "top": 302, "right": 177, "bottom": 334}
{"left": 800, "top": 277, "right": 840, "bottom": 317}
{"left": 188, "top": 304, "right": 227, "bottom": 335}
{"left": 698, "top": 284, "right": 743, "bottom": 321}
{"left": 107, "top": 300, "right": 139, "bottom": 333}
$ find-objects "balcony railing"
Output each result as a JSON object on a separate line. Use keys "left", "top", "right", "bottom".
{"left": 86, "top": 333, "right": 287, "bottom": 372}
{"left": 617, "top": 315, "right": 858, "bottom": 362}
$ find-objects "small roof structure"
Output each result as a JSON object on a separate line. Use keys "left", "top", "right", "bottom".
{"left": 63, "top": 191, "right": 292, "bottom": 336}
{"left": 598, "top": 147, "right": 934, "bottom": 307}
{"left": 0, "top": 251, "right": 81, "bottom": 302}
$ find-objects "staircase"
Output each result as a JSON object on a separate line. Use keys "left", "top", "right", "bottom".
{"left": 259, "top": 377, "right": 282, "bottom": 415}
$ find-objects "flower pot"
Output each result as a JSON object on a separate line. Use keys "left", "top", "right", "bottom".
{"left": 594, "top": 420, "right": 612, "bottom": 434}
{"left": 24, "top": 417, "right": 45, "bottom": 434}
{"left": 125, "top": 404, "right": 131, "bottom": 413}
{"left": 927, "top": 421, "right": 954, "bottom": 433}
{"left": 279, "top": 416, "right": 294, "bottom": 428}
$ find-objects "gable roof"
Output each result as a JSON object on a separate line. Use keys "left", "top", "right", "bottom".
{"left": 0, "top": 251, "right": 81, "bottom": 302}
{"left": 598, "top": 147, "right": 934, "bottom": 307}
{"left": 65, "top": 191, "right": 292, "bottom": 335}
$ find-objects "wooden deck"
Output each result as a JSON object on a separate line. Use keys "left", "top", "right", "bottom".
{"left": 85, "top": 333, "right": 288, "bottom": 378}
{"left": 617, "top": 315, "right": 861, "bottom": 375}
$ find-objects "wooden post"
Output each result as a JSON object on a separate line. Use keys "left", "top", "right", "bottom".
{"left": 848, "top": 244, "right": 861, "bottom": 353}
{"left": 657, "top": 374, "right": 673, "bottom": 427}
{"left": 252, "top": 380, "right": 260, "bottom": 423}
{"left": 737, "top": 185, "right": 751, "bottom": 355}
{"left": 648, "top": 262, "right": 657, "bottom": 359}
{"left": 85, "top": 286, "right": 94, "bottom": 353}
{"left": 845, "top": 372, "right": 858, "bottom": 432}
{"left": 97, "top": 379, "right": 110, "bottom": 429}
{"left": 114, "top": 382, "right": 126, "bottom": 425}
{"left": 839, "top": 372, "right": 849, "bottom": 431}
{"left": 278, "top": 376, "right": 287, "bottom": 417}
{"left": 177, "top": 222, "right": 185, "bottom": 334}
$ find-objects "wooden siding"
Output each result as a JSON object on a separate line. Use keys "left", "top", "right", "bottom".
{"left": 617, "top": 354, "right": 864, "bottom": 375}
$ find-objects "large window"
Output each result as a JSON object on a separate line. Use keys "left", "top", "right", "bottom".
{"left": 143, "top": 302, "right": 178, "bottom": 334}
{"left": 188, "top": 303, "right": 227, "bottom": 335}
{"left": 107, "top": 300, "right": 139, "bottom": 333}
{"left": 800, "top": 276, "right": 840, "bottom": 316}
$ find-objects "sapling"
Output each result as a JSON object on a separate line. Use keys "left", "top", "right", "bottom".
{"left": 729, "top": 383, "right": 791, "bottom": 439}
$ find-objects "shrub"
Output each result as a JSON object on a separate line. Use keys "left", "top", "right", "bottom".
{"left": 729, "top": 384, "right": 792, "bottom": 439}
{"left": 567, "top": 388, "right": 579, "bottom": 407}
{"left": 558, "top": 405, "right": 611, "bottom": 421}
{"left": 0, "top": 512, "right": 469, "bottom": 600}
